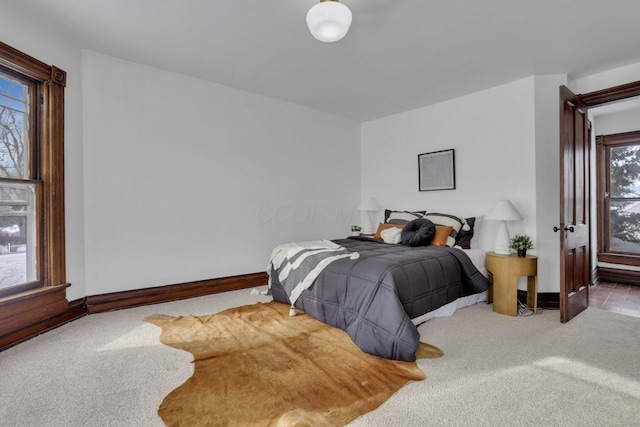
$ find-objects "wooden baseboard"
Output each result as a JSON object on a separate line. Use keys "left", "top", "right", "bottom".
{"left": 86, "top": 272, "right": 268, "bottom": 314}
{"left": 0, "top": 289, "right": 85, "bottom": 352}
{"left": 517, "top": 290, "right": 560, "bottom": 309}
{"left": 597, "top": 267, "right": 640, "bottom": 285}
{"left": 1, "top": 272, "right": 268, "bottom": 351}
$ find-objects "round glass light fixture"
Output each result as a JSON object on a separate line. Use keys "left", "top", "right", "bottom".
{"left": 306, "top": 0, "right": 352, "bottom": 43}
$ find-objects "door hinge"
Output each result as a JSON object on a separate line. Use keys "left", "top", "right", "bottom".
{"left": 40, "top": 93, "right": 45, "bottom": 108}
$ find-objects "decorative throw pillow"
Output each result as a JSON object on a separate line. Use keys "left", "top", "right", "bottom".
{"left": 423, "top": 212, "right": 470, "bottom": 247}
{"left": 431, "top": 225, "right": 454, "bottom": 247}
{"left": 374, "top": 223, "right": 405, "bottom": 239}
{"left": 384, "top": 209, "right": 426, "bottom": 225}
{"left": 380, "top": 227, "right": 402, "bottom": 244}
{"left": 454, "top": 217, "right": 475, "bottom": 249}
{"left": 401, "top": 218, "right": 436, "bottom": 247}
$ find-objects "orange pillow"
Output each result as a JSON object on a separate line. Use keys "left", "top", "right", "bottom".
{"left": 431, "top": 226, "right": 453, "bottom": 246}
{"left": 374, "top": 223, "right": 405, "bottom": 239}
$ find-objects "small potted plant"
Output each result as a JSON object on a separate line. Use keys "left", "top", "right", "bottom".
{"left": 510, "top": 234, "right": 534, "bottom": 257}
{"left": 351, "top": 225, "right": 362, "bottom": 236}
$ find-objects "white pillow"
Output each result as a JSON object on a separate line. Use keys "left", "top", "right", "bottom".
{"left": 381, "top": 227, "right": 402, "bottom": 244}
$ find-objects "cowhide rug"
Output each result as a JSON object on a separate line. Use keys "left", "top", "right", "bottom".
{"left": 145, "top": 301, "right": 442, "bottom": 427}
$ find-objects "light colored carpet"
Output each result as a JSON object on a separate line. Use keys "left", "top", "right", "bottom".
{"left": 1, "top": 288, "right": 639, "bottom": 426}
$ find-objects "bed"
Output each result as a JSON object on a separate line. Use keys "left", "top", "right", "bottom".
{"left": 268, "top": 211, "right": 489, "bottom": 361}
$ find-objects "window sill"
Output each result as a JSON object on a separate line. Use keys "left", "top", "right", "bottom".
{"left": 597, "top": 252, "right": 640, "bottom": 268}
{"left": 0, "top": 284, "right": 70, "bottom": 322}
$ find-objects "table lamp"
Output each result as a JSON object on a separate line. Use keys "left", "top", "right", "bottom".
{"left": 357, "top": 197, "right": 379, "bottom": 235}
{"left": 486, "top": 200, "right": 523, "bottom": 255}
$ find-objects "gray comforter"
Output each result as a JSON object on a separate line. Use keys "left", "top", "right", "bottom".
{"left": 270, "top": 237, "right": 489, "bottom": 361}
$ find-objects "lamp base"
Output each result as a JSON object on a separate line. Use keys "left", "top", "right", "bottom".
{"left": 494, "top": 220, "right": 512, "bottom": 255}
{"left": 493, "top": 246, "right": 512, "bottom": 256}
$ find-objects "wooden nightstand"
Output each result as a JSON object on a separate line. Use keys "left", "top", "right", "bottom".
{"left": 485, "top": 252, "right": 538, "bottom": 316}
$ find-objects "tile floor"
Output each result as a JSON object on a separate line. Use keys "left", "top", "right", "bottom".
{"left": 590, "top": 281, "right": 640, "bottom": 318}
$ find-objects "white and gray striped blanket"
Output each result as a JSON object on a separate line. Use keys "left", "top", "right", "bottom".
{"left": 268, "top": 240, "right": 360, "bottom": 311}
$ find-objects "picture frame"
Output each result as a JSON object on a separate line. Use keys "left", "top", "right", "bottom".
{"left": 418, "top": 149, "right": 455, "bottom": 191}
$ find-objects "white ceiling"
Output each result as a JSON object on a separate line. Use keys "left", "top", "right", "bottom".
{"left": 9, "top": 0, "right": 640, "bottom": 122}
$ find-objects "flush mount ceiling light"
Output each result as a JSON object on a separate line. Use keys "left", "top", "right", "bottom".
{"left": 306, "top": 0, "right": 352, "bottom": 42}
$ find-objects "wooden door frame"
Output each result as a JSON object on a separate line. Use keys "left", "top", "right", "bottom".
{"left": 564, "top": 80, "right": 640, "bottom": 319}
{"left": 581, "top": 80, "right": 640, "bottom": 107}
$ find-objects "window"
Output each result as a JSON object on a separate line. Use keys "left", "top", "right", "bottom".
{"left": 0, "top": 41, "right": 67, "bottom": 298}
{"left": 597, "top": 131, "right": 640, "bottom": 262}
{"left": 0, "top": 72, "right": 37, "bottom": 291}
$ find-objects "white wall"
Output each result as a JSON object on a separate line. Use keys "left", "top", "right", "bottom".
{"left": 592, "top": 106, "right": 640, "bottom": 136}
{"left": 82, "top": 51, "right": 360, "bottom": 295}
{"left": 0, "top": 6, "right": 87, "bottom": 301}
{"left": 362, "top": 78, "right": 536, "bottom": 223}
{"left": 533, "top": 75, "right": 567, "bottom": 294}
{"left": 361, "top": 77, "right": 563, "bottom": 292}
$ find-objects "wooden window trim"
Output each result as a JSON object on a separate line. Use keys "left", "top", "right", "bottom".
{"left": 582, "top": 81, "right": 640, "bottom": 271}
{"left": 0, "top": 41, "right": 67, "bottom": 297}
{"left": 596, "top": 130, "right": 640, "bottom": 268}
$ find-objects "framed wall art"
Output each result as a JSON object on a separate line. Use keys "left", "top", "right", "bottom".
{"left": 418, "top": 149, "right": 455, "bottom": 191}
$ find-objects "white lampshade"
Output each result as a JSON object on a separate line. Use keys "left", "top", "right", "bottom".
{"left": 486, "top": 200, "right": 523, "bottom": 221}
{"left": 306, "top": 0, "right": 352, "bottom": 43}
{"left": 486, "top": 200, "right": 523, "bottom": 255}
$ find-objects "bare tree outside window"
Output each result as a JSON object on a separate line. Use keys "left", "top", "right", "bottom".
{"left": 608, "top": 144, "right": 640, "bottom": 253}
{"left": 0, "top": 76, "right": 29, "bottom": 178}
{"left": 0, "top": 75, "right": 34, "bottom": 289}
